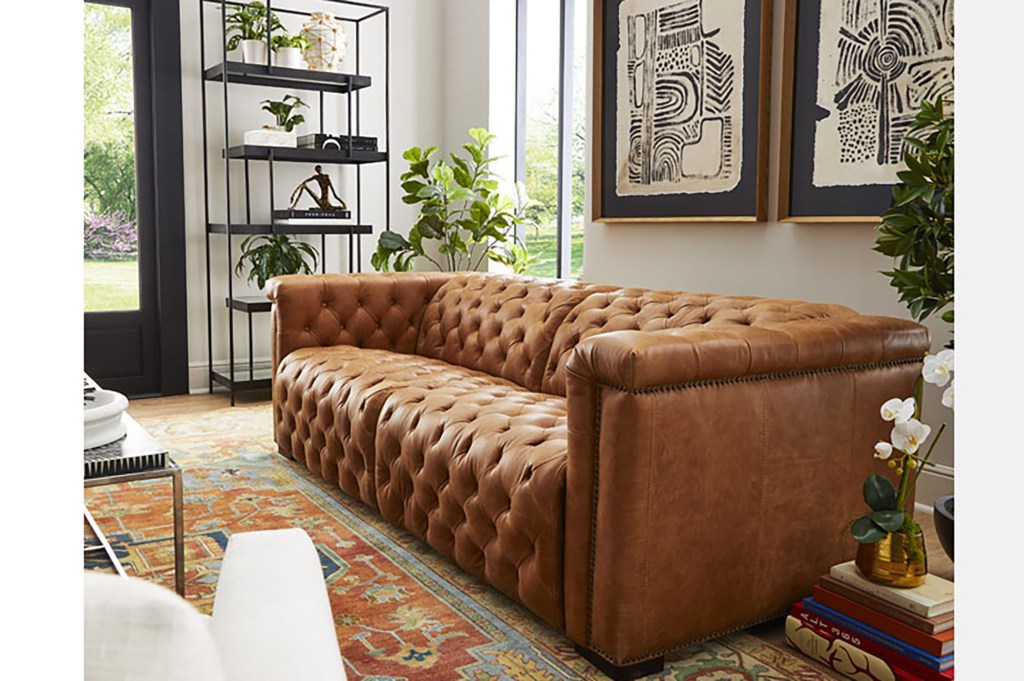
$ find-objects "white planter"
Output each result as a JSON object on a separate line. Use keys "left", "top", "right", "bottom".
{"left": 274, "top": 46, "right": 305, "bottom": 70}
{"left": 241, "top": 39, "right": 268, "bottom": 65}
{"left": 244, "top": 128, "right": 297, "bottom": 147}
{"left": 84, "top": 389, "right": 129, "bottom": 450}
{"left": 301, "top": 13, "right": 347, "bottom": 72}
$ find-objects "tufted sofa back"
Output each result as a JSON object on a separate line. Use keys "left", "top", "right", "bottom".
{"left": 541, "top": 288, "right": 859, "bottom": 395}
{"left": 415, "top": 274, "right": 612, "bottom": 393}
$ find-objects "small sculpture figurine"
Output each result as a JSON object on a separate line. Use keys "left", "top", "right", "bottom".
{"left": 289, "top": 165, "right": 347, "bottom": 211}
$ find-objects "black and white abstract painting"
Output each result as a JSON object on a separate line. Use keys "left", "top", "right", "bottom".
{"left": 814, "top": 0, "right": 954, "bottom": 187}
{"left": 616, "top": 0, "right": 745, "bottom": 196}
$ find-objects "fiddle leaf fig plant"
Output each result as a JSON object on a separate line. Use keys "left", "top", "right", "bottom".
{"left": 261, "top": 95, "right": 307, "bottom": 132}
{"left": 235, "top": 234, "right": 318, "bottom": 289}
{"left": 371, "top": 128, "right": 533, "bottom": 273}
{"left": 223, "top": 1, "right": 283, "bottom": 51}
{"left": 874, "top": 97, "right": 954, "bottom": 346}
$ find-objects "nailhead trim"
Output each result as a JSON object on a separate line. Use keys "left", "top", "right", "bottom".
{"left": 596, "top": 357, "right": 922, "bottom": 396}
{"left": 584, "top": 356, "right": 923, "bottom": 664}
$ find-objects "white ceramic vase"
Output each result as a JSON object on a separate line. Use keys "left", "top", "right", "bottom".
{"left": 301, "top": 13, "right": 347, "bottom": 72}
{"left": 274, "top": 46, "right": 305, "bottom": 69}
{"left": 241, "top": 39, "right": 268, "bottom": 65}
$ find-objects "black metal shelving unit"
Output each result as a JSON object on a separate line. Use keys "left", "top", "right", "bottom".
{"left": 200, "top": 0, "right": 390, "bottom": 404}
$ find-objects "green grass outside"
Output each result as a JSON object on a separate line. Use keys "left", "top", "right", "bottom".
{"left": 85, "top": 260, "right": 139, "bottom": 312}
{"left": 524, "top": 224, "right": 585, "bottom": 279}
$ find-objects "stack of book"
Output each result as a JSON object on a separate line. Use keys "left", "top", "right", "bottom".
{"left": 786, "top": 561, "right": 954, "bottom": 680}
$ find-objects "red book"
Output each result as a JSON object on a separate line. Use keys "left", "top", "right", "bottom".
{"left": 788, "top": 601, "right": 954, "bottom": 681}
{"left": 814, "top": 585, "right": 954, "bottom": 657}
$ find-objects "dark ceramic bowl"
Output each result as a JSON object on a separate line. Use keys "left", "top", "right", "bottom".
{"left": 932, "top": 495, "right": 954, "bottom": 561}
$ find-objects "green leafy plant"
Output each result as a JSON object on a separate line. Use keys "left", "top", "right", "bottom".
{"left": 371, "top": 128, "right": 533, "bottom": 272}
{"left": 223, "top": 1, "right": 283, "bottom": 51}
{"left": 874, "top": 98, "right": 954, "bottom": 347}
{"left": 235, "top": 234, "right": 318, "bottom": 289}
{"left": 271, "top": 33, "right": 309, "bottom": 51}
{"left": 261, "top": 95, "right": 307, "bottom": 132}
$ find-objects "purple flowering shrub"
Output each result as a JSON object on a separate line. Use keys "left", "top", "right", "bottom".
{"left": 84, "top": 212, "right": 138, "bottom": 261}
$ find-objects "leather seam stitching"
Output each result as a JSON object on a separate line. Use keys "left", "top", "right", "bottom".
{"left": 585, "top": 385, "right": 602, "bottom": 647}
{"left": 594, "top": 358, "right": 922, "bottom": 395}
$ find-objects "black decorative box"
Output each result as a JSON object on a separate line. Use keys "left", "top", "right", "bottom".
{"left": 297, "top": 133, "right": 378, "bottom": 152}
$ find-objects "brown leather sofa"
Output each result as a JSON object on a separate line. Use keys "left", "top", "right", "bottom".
{"left": 268, "top": 272, "right": 929, "bottom": 680}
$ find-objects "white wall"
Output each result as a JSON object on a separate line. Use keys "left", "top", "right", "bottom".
{"left": 579, "top": 2, "right": 953, "bottom": 500}
{"left": 179, "top": 0, "right": 447, "bottom": 390}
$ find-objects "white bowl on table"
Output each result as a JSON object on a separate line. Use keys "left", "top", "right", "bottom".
{"left": 84, "top": 389, "right": 129, "bottom": 450}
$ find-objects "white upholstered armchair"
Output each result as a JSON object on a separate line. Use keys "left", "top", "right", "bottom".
{"left": 84, "top": 528, "right": 347, "bottom": 681}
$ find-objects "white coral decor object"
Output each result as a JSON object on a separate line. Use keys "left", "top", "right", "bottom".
{"left": 301, "top": 12, "right": 348, "bottom": 72}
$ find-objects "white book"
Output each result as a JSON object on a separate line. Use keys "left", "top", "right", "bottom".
{"left": 829, "top": 561, "right": 954, "bottom": 618}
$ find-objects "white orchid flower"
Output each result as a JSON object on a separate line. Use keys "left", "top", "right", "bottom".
{"left": 880, "top": 397, "right": 915, "bottom": 423}
{"left": 874, "top": 442, "right": 894, "bottom": 460}
{"left": 892, "top": 419, "right": 931, "bottom": 455}
{"left": 942, "top": 380, "right": 954, "bottom": 409}
{"left": 923, "top": 349, "right": 954, "bottom": 387}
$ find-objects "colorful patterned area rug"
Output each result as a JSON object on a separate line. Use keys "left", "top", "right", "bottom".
{"left": 84, "top": 401, "right": 838, "bottom": 681}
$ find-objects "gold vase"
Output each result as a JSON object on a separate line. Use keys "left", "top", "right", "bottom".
{"left": 855, "top": 531, "right": 928, "bottom": 588}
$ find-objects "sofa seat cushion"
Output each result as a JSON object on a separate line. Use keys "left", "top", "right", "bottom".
{"left": 374, "top": 380, "right": 569, "bottom": 629}
{"left": 275, "top": 345, "right": 511, "bottom": 508}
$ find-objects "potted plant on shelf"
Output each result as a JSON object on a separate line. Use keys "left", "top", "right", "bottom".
{"left": 852, "top": 96, "right": 955, "bottom": 581}
{"left": 371, "top": 128, "right": 533, "bottom": 273}
{"left": 235, "top": 234, "right": 318, "bottom": 291}
{"left": 272, "top": 33, "right": 309, "bottom": 69}
{"left": 224, "top": 1, "right": 283, "bottom": 64}
{"left": 243, "top": 95, "right": 308, "bottom": 148}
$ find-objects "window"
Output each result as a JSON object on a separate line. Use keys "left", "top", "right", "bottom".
{"left": 517, "top": 0, "right": 586, "bottom": 279}
{"left": 84, "top": 3, "right": 140, "bottom": 312}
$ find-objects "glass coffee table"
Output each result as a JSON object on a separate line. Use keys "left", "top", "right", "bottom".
{"left": 83, "top": 414, "right": 185, "bottom": 596}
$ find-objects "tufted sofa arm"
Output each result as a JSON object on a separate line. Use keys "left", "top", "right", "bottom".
{"left": 561, "top": 315, "right": 930, "bottom": 667}
{"left": 267, "top": 272, "right": 457, "bottom": 376}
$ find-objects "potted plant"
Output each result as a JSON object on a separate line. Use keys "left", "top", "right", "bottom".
{"left": 372, "top": 128, "right": 532, "bottom": 273}
{"left": 243, "top": 95, "right": 307, "bottom": 147}
{"left": 852, "top": 96, "right": 955, "bottom": 581}
{"left": 224, "top": 1, "right": 283, "bottom": 64}
{"left": 235, "top": 234, "right": 318, "bottom": 290}
{"left": 272, "top": 33, "right": 309, "bottom": 69}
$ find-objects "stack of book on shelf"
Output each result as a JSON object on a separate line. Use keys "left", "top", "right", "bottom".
{"left": 786, "top": 561, "right": 954, "bottom": 680}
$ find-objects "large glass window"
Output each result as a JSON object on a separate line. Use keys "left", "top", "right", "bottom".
{"left": 519, "top": 0, "right": 586, "bottom": 279}
{"left": 84, "top": 3, "right": 140, "bottom": 311}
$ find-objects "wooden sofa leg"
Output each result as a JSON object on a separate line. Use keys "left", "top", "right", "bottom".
{"left": 574, "top": 645, "right": 665, "bottom": 680}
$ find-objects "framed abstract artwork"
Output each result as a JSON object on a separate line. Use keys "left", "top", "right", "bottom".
{"left": 591, "top": 0, "right": 773, "bottom": 223}
{"left": 779, "top": 0, "right": 954, "bottom": 222}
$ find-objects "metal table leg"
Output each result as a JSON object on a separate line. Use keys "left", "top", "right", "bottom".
{"left": 172, "top": 466, "right": 185, "bottom": 596}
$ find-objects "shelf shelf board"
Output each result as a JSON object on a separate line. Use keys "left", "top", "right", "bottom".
{"left": 204, "top": 61, "right": 372, "bottom": 94}
{"left": 226, "top": 297, "right": 272, "bottom": 313}
{"left": 207, "top": 223, "right": 374, "bottom": 235}
{"left": 210, "top": 362, "right": 273, "bottom": 391}
{"left": 223, "top": 145, "right": 387, "bottom": 165}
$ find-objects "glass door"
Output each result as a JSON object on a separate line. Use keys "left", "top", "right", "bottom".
{"left": 84, "top": 0, "right": 162, "bottom": 396}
